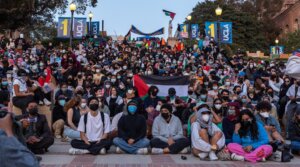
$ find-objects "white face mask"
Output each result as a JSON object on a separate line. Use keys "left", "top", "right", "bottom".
{"left": 260, "top": 112, "right": 269, "bottom": 118}
{"left": 156, "top": 105, "right": 161, "bottom": 111}
{"left": 81, "top": 103, "right": 87, "bottom": 108}
{"left": 105, "top": 84, "right": 111, "bottom": 89}
{"left": 213, "top": 86, "right": 218, "bottom": 90}
{"left": 215, "top": 104, "right": 222, "bottom": 110}
{"left": 225, "top": 82, "right": 231, "bottom": 86}
{"left": 202, "top": 114, "right": 210, "bottom": 122}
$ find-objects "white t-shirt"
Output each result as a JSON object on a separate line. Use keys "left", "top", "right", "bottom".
{"left": 286, "top": 85, "right": 300, "bottom": 98}
{"left": 110, "top": 112, "right": 124, "bottom": 132}
{"left": 77, "top": 112, "right": 110, "bottom": 142}
{"left": 12, "top": 78, "right": 27, "bottom": 97}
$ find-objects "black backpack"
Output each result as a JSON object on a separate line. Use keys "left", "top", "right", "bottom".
{"left": 83, "top": 112, "right": 105, "bottom": 133}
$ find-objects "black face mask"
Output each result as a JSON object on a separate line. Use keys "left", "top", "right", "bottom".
{"left": 223, "top": 96, "right": 229, "bottom": 101}
{"left": 89, "top": 104, "right": 99, "bottom": 111}
{"left": 152, "top": 91, "right": 158, "bottom": 97}
{"left": 161, "top": 113, "right": 170, "bottom": 120}
{"left": 241, "top": 120, "right": 251, "bottom": 128}
{"left": 188, "top": 91, "right": 193, "bottom": 95}
{"left": 29, "top": 108, "right": 38, "bottom": 116}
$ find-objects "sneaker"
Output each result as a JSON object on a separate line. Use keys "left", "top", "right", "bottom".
{"left": 43, "top": 98, "right": 51, "bottom": 106}
{"left": 209, "top": 151, "right": 218, "bottom": 161}
{"left": 151, "top": 148, "right": 163, "bottom": 154}
{"left": 55, "top": 135, "right": 62, "bottom": 139}
{"left": 137, "top": 148, "right": 148, "bottom": 154}
{"left": 231, "top": 153, "right": 245, "bottom": 161}
{"left": 180, "top": 148, "right": 189, "bottom": 154}
{"left": 100, "top": 148, "right": 106, "bottom": 155}
{"left": 61, "top": 136, "right": 71, "bottom": 142}
{"left": 198, "top": 152, "right": 209, "bottom": 160}
{"left": 116, "top": 147, "right": 124, "bottom": 154}
{"left": 69, "top": 148, "right": 89, "bottom": 155}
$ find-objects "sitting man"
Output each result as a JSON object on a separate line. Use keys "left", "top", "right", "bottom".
{"left": 191, "top": 107, "right": 225, "bottom": 161}
{"left": 151, "top": 104, "right": 190, "bottom": 154}
{"left": 21, "top": 100, "right": 54, "bottom": 154}
{"left": 69, "top": 97, "right": 111, "bottom": 155}
{"left": 113, "top": 100, "right": 150, "bottom": 154}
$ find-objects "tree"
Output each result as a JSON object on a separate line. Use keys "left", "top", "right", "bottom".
{"left": 187, "top": 0, "right": 273, "bottom": 52}
{"left": 0, "top": 0, "right": 99, "bottom": 36}
{"left": 281, "top": 30, "right": 300, "bottom": 53}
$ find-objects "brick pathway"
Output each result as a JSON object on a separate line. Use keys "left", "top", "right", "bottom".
{"left": 40, "top": 140, "right": 300, "bottom": 167}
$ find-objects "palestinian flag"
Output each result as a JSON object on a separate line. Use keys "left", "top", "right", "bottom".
{"left": 133, "top": 75, "right": 189, "bottom": 98}
{"left": 163, "top": 10, "right": 176, "bottom": 20}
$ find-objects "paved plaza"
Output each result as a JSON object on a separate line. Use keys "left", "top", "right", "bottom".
{"left": 40, "top": 140, "right": 300, "bottom": 167}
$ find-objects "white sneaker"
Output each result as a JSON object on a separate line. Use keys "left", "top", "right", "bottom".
{"left": 198, "top": 152, "right": 209, "bottom": 160}
{"left": 116, "top": 147, "right": 124, "bottom": 154}
{"left": 69, "top": 148, "right": 89, "bottom": 155}
{"left": 137, "top": 148, "right": 148, "bottom": 154}
{"left": 180, "top": 148, "right": 189, "bottom": 154}
{"left": 100, "top": 148, "right": 106, "bottom": 155}
{"left": 209, "top": 151, "right": 218, "bottom": 161}
{"left": 55, "top": 135, "right": 62, "bottom": 139}
{"left": 231, "top": 153, "right": 245, "bottom": 161}
{"left": 39, "top": 101, "right": 44, "bottom": 105}
{"left": 43, "top": 98, "right": 51, "bottom": 105}
{"left": 151, "top": 148, "right": 163, "bottom": 154}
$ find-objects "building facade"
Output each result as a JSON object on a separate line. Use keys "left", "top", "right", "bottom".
{"left": 273, "top": 0, "right": 300, "bottom": 36}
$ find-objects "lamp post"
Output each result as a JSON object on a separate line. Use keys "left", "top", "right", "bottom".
{"left": 186, "top": 15, "right": 192, "bottom": 39}
{"left": 88, "top": 11, "right": 93, "bottom": 36}
{"left": 275, "top": 39, "right": 279, "bottom": 55}
{"left": 215, "top": 6, "right": 222, "bottom": 48}
{"left": 69, "top": 2, "right": 76, "bottom": 47}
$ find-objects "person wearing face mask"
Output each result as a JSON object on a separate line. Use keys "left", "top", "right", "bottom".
{"left": 63, "top": 96, "right": 84, "bottom": 140}
{"left": 228, "top": 109, "right": 272, "bottom": 162}
{"left": 150, "top": 104, "right": 190, "bottom": 154}
{"left": 191, "top": 107, "right": 225, "bottom": 161}
{"left": 166, "top": 88, "right": 187, "bottom": 122}
{"left": 106, "top": 87, "right": 123, "bottom": 118}
{"left": 255, "top": 101, "right": 284, "bottom": 145}
{"left": 69, "top": 97, "right": 112, "bottom": 155}
{"left": 113, "top": 100, "right": 150, "bottom": 154}
{"left": 278, "top": 77, "right": 292, "bottom": 119}
{"left": 12, "top": 69, "right": 35, "bottom": 115}
{"left": 20, "top": 101, "right": 54, "bottom": 154}
{"left": 222, "top": 102, "right": 240, "bottom": 144}
{"left": 55, "top": 82, "right": 73, "bottom": 101}
{"left": 103, "top": 80, "right": 112, "bottom": 97}
{"left": 208, "top": 81, "right": 219, "bottom": 99}
{"left": 0, "top": 78, "right": 10, "bottom": 107}
{"left": 52, "top": 95, "right": 67, "bottom": 139}
{"left": 285, "top": 79, "right": 300, "bottom": 133}
{"left": 288, "top": 110, "right": 300, "bottom": 155}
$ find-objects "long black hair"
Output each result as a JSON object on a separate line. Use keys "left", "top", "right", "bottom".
{"left": 238, "top": 109, "right": 259, "bottom": 140}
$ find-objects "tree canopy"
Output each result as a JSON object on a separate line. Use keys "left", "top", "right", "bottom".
{"left": 0, "top": 0, "right": 98, "bottom": 34}
{"left": 187, "top": 0, "right": 283, "bottom": 53}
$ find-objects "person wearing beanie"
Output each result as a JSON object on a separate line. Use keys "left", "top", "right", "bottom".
{"left": 113, "top": 100, "right": 149, "bottom": 154}
{"left": 288, "top": 109, "right": 300, "bottom": 155}
{"left": 69, "top": 96, "right": 112, "bottom": 155}
{"left": 150, "top": 104, "right": 190, "bottom": 154}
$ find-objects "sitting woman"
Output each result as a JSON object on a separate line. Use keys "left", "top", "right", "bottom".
{"left": 106, "top": 87, "right": 123, "bottom": 118}
{"left": 222, "top": 102, "right": 240, "bottom": 144}
{"left": 288, "top": 109, "right": 300, "bottom": 155}
{"left": 255, "top": 101, "right": 284, "bottom": 145}
{"left": 191, "top": 107, "right": 225, "bottom": 161}
{"left": 228, "top": 109, "right": 273, "bottom": 162}
{"left": 151, "top": 104, "right": 190, "bottom": 154}
{"left": 52, "top": 95, "right": 67, "bottom": 139}
{"left": 63, "top": 96, "right": 86, "bottom": 140}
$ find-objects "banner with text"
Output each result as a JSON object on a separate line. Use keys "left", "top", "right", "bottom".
{"left": 86, "top": 21, "right": 100, "bottom": 36}
{"left": 220, "top": 22, "right": 232, "bottom": 44}
{"left": 191, "top": 24, "right": 199, "bottom": 39}
{"left": 205, "top": 22, "right": 217, "bottom": 41}
{"left": 57, "top": 17, "right": 86, "bottom": 39}
{"left": 180, "top": 24, "right": 189, "bottom": 38}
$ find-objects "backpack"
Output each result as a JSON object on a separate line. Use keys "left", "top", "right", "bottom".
{"left": 83, "top": 112, "right": 105, "bottom": 133}
{"left": 269, "top": 144, "right": 292, "bottom": 162}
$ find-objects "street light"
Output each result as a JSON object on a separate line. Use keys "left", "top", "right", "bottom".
{"left": 187, "top": 15, "right": 192, "bottom": 21}
{"left": 215, "top": 6, "right": 222, "bottom": 48}
{"left": 88, "top": 11, "right": 93, "bottom": 36}
{"left": 69, "top": 2, "right": 76, "bottom": 47}
{"left": 275, "top": 39, "right": 279, "bottom": 45}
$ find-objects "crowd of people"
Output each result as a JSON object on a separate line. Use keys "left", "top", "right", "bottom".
{"left": 0, "top": 34, "right": 300, "bottom": 164}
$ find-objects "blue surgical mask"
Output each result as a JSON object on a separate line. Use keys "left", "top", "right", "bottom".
{"left": 128, "top": 105, "right": 137, "bottom": 114}
{"left": 200, "top": 95, "right": 207, "bottom": 100}
{"left": 242, "top": 99, "right": 247, "bottom": 103}
{"left": 1, "top": 81, "right": 8, "bottom": 86}
{"left": 59, "top": 100, "right": 66, "bottom": 106}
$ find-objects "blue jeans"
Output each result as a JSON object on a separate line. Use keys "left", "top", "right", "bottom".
{"left": 113, "top": 137, "right": 150, "bottom": 154}
{"left": 291, "top": 141, "right": 300, "bottom": 151}
{"left": 63, "top": 126, "right": 80, "bottom": 140}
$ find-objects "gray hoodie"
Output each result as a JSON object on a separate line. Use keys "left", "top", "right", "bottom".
{"left": 152, "top": 114, "right": 185, "bottom": 142}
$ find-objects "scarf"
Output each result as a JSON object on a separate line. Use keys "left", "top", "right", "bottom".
{"left": 196, "top": 109, "right": 213, "bottom": 136}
